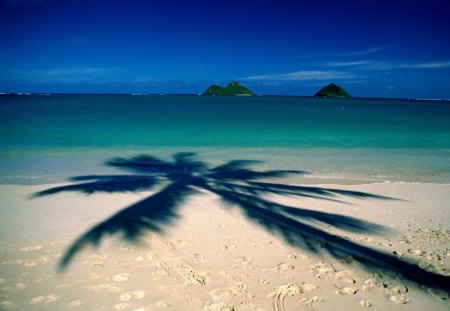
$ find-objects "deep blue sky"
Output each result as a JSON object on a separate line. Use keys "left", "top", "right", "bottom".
{"left": 1, "top": 0, "right": 450, "bottom": 98}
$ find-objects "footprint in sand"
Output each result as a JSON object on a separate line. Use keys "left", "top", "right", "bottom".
{"left": 0, "top": 301, "right": 15, "bottom": 309}
{"left": 335, "top": 287, "right": 358, "bottom": 295}
{"left": 15, "top": 282, "right": 27, "bottom": 290}
{"left": 135, "top": 255, "right": 145, "bottom": 262}
{"left": 69, "top": 300, "right": 82, "bottom": 306}
{"left": 232, "top": 256, "right": 254, "bottom": 269}
{"left": 89, "top": 272, "right": 102, "bottom": 280}
{"left": 263, "top": 263, "right": 295, "bottom": 272}
{"left": 114, "top": 303, "right": 128, "bottom": 310}
{"left": 309, "top": 262, "right": 333, "bottom": 279}
{"left": 389, "top": 294, "right": 410, "bottom": 304}
{"left": 209, "top": 271, "right": 249, "bottom": 302}
{"left": 157, "top": 300, "right": 174, "bottom": 308}
{"left": 20, "top": 245, "right": 43, "bottom": 252}
{"left": 334, "top": 271, "right": 356, "bottom": 285}
{"left": 119, "top": 290, "right": 146, "bottom": 301}
{"left": 299, "top": 296, "right": 323, "bottom": 310}
{"left": 29, "top": 294, "right": 58, "bottom": 304}
{"left": 113, "top": 273, "right": 130, "bottom": 282}
{"left": 24, "top": 257, "right": 49, "bottom": 267}
{"left": 222, "top": 244, "right": 237, "bottom": 250}
{"left": 204, "top": 303, "right": 235, "bottom": 311}
{"left": 391, "top": 285, "right": 408, "bottom": 294}
{"left": 91, "top": 284, "right": 121, "bottom": 293}
{"left": 300, "top": 282, "right": 318, "bottom": 292}
{"left": 268, "top": 283, "right": 301, "bottom": 311}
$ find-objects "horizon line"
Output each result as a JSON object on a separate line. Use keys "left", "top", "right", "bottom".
{"left": 1, "top": 92, "right": 449, "bottom": 102}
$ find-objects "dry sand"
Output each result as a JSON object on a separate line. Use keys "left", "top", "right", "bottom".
{"left": 0, "top": 182, "right": 449, "bottom": 310}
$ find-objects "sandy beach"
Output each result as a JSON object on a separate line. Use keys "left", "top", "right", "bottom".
{"left": 0, "top": 181, "right": 449, "bottom": 310}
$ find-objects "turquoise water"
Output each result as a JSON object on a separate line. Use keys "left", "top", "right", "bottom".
{"left": 1, "top": 94, "right": 449, "bottom": 184}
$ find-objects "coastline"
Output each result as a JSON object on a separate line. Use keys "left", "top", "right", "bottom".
{"left": 1, "top": 181, "right": 449, "bottom": 310}
{"left": 1, "top": 146, "right": 450, "bottom": 186}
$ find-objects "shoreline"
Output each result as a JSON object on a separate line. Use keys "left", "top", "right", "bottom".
{"left": 1, "top": 146, "right": 450, "bottom": 186}
{"left": 1, "top": 181, "right": 449, "bottom": 310}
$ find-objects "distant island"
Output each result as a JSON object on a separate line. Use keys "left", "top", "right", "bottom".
{"left": 314, "top": 83, "right": 351, "bottom": 98}
{"left": 202, "top": 81, "right": 255, "bottom": 96}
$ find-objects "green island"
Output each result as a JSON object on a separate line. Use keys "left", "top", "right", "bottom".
{"left": 202, "top": 81, "right": 255, "bottom": 96}
{"left": 314, "top": 83, "right": 351, "bottom": 98}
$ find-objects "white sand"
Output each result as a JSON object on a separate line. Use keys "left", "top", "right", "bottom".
{"left": 0, "top": 182, "right": 449, "bottom": 310}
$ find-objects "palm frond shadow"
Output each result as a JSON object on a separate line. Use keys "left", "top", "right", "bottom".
{"left": 33, "top": 152, "right": 450, "bottom": 292}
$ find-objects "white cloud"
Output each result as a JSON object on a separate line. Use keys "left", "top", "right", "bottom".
{"left": 10, "top": 67, "right": 121, "bottom": 83}
{"left": 242, "top": 70, "right": 358, "bottom": 81}
{"left": 326, "top": 60, "right": 450, "bottom": 71}
{"left": 337, "top": 47, "right": 391, "bottom": 57}
{"left": 326, "top": 61, "right": 373, "bottom": 67}
{"left": 397, "top": 61, "right": 450, "bottom": 69}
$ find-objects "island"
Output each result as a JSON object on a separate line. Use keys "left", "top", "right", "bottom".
{"left": 314, "top": 83, "right": 351, "bottom": 98}
{"left": 202, "top": 81, "right": 255, "bottom": 96}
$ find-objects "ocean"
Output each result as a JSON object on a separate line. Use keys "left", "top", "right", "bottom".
{"left": 1, "top": 94, "right": 449, "bottom": 184}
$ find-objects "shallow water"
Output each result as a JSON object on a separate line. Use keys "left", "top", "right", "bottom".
{"left": 1, "top": 95, "right": 449, "bottom": 184}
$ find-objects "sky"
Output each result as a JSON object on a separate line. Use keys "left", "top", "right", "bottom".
{"left": 1, "top": 0, "right": 450, "bottom": 98}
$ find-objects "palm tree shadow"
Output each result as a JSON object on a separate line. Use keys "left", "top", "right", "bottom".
{"left": 32, "top": 152, "right": 450, "bottom": 292}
